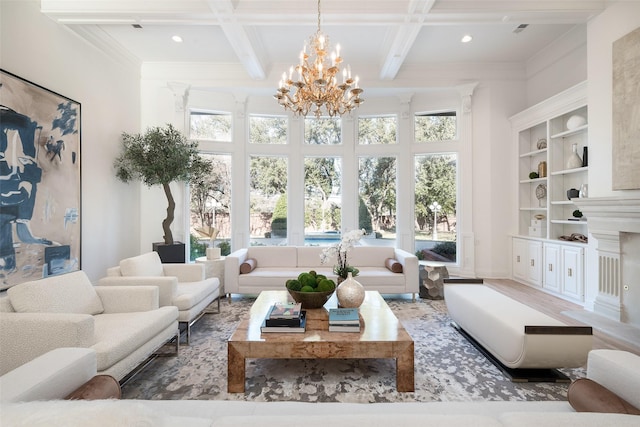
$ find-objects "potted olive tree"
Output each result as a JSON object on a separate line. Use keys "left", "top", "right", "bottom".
{"left": 114, "top": 124, "right": 212, "bottom": 262}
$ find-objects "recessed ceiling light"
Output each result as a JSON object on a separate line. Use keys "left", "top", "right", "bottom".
{"left": 461, "top": 35, "right": 473, "bottom": 43}
{"left": 172, "top": 35, "right": 183, "bottom": 43}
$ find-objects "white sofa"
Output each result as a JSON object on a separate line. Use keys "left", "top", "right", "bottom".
{"left": 0, "top": 271, "right": 178, "bottom": 382}
{"left": 98, "top": 251, "right": 221, "bottom": 344}
{"left": 0, "top": 349, "right": 638, "bottom": 426}
{"left": 225, "top": 246, "right": 419, "bottom": 298}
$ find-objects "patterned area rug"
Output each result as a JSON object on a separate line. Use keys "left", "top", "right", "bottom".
{"left": 121, "top": 296, "right": 584, "bottom": 402}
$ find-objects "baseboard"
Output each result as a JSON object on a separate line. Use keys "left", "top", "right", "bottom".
{"left": 450, "top": 322, "right": 571, "bottom": 383}
{"left": 444, "top": 277, "right": 484, "bottom": 284}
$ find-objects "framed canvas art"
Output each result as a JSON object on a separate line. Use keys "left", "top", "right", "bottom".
{"left": 0, "top": 69, "right": 81, "bottom": 290}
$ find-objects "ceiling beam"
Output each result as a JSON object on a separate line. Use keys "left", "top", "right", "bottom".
{"left": 379, "top": 0, "right": 436, "bottom": 80}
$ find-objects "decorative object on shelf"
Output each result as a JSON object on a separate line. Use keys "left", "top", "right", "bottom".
{"left": 566, "top": 115, "right": 587, "bottom": 130}
{"left": 336, "top": 272, "right": 365, "bottom": 308}
{"left": 273, "top": 0, "right": 364, "bottom": 117}
{"left": 567, "top": 188, "right": 580, "bottom": 200}
{"left": 535, "top": 183, "right": 547, "bottom": 207}
{"left": 573, "top": 210, "right": 583, "bottom": 218}
{"left": 195, "top": 225, "right": 221, "bottom": 260}
{"left": 566, "top": 143, "right": 583, "bottom": 169}
{"left": 538, "top": 161, "right": 547, "bottom": 178}
{"left": 536, "top": 138, "right": 547, "bottom": 149}
{"left": 320, "top": 229, "right": 364, "bottom": 280}
{"left": 534, "top": 214, "right": 546, "bottom": 220}
{"left": 582, "top": 146, "right": 588, "bottom": 167}
{"left": 579, "top": 184, "right": 588, "bottom": 198}
{"left": 529, "top": 171, "right": 539, "bottom": 179}
{"left": 559, "top": 233, "right": 588, "bottom": 243}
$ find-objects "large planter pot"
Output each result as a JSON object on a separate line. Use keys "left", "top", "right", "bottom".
{"left": 152, "top": 242, "right": 186, "bottom": 263}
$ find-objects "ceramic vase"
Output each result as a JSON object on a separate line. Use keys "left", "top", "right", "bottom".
{"left": 566, "top": 143, "right": 583, "bottom": 169}
{"left": 336, "top": 272, "right": 365, "bottom": 308}
{"left": 206, "top": 247, "right": 221, "bottom": 260}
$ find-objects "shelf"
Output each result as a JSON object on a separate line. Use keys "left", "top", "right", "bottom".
{"left": 551, "top": 166, "right": 588, "bottom": 176}
{"left": 519, "top": 148, "right": 547, "bottom": 158}
{"left": 519, "top": 177, "right": 548, "bottom": 184}
{"left": 551, "top": 200, "right": 573, "bottom": 205}
{"left": 519, "top": 207, "right": 547, "bottom": 211}
{"left": 550, "top": 220, "right": 587, "bottom": 225}
{"left": 550, "top": 125, "right": 588, "bottom": 139}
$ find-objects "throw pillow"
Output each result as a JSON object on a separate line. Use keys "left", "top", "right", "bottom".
{"left": 568, "top": 378, "right": 640, "bottom": 414}
{"left": 385, "top": 258, "right": 403, "bottom": 273}
{"left": 240, "top": 258, "right": 257, "bottom": 274}
{"left": 66, "top": 375, "right": 121, "bottom": 400}
{"left": 7, "top": 271, "right": 104, "bottom": 315}
{"left": 119, "top": 252, "right": 164, "bottom": 277}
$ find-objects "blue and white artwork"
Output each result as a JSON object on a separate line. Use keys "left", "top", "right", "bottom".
{"left": 0, "top": 70, "right": 81, "bottom": 290}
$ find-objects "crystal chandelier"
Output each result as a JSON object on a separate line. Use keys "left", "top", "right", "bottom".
{"left": 273, "top": 0, "right": 364, "bottom": 118}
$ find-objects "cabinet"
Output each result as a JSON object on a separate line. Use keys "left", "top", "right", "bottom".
{"left": 510, "top": 82, "right": 588, "bottom": 304}
{"left": 513, "top": 237, "right": 542, "bottom": 287}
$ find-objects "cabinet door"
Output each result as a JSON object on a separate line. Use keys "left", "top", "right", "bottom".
{"left": 561, "top": 246, "right": 584, "bottom": 301}
{"left": 543, "top": 243, "right": 561, "bottom": 293}
{"left": 513, "top": 238, "right": 527, "bottom": 281}
{"left": 527, "top": 241, "right": 543, "bottom": 287}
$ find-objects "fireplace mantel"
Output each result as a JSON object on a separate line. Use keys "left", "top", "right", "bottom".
{"left": 571, "top": 196, "right": 640, "bottom": 323}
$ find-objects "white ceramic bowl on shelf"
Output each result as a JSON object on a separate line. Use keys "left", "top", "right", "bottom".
{"left": 566, "top": 115, "right": 587, "bottom": 130}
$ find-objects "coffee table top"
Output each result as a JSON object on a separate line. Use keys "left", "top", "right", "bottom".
{"left": 229, "top": 290, "right": 412, "bottom": 343}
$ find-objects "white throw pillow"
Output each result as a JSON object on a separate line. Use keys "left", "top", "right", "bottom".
{"left": 7, "top": 271, "right": 104, "bottom": 315}
{"left": 119, "top": 252, "right": 164, "bottom": 277}
{"left": 1, "top": 400, "right": 168, "bottom": 427}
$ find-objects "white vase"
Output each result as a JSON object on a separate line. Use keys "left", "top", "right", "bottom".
{"left": 336, "top": 272, "right": 365, "bottom": 308}
{"left": 206, "top": 247, "right": 221, "bottom": 260}
{"left": 566, "top": 143, "right": 583, "bottom": 170}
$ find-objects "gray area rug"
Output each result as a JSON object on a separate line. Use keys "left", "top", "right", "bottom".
{"left": 122, "top": 296, "right": 585, "bottom": 402}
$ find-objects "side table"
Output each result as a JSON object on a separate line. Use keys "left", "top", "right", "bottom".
{"left": 418, "top": 260, "right": 449, "bottom": 300}
{"left": 195, "top": 256, "right": 226, "bottom": 299}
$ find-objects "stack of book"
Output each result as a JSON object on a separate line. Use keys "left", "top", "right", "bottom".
{"left": 261, "top": 302, "right": 306, "bottom": 333}
{"left": 328, "top": 308, "right": 360, "bottom": 332}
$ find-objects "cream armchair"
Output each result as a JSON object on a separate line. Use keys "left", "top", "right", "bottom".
{"left": 98, "top": 251, "right": 221, "bottom": 344}
{"left": 0, "top": 271, "right": 179, "bottom": 382}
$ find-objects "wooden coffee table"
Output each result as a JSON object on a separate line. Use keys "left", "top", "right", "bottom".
{"left": 227, "top": 290, "right": 414, "bottom": 392}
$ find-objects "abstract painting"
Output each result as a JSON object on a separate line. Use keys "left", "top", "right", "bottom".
{"left": 612, "top": 26, "right": 640, "bottom": 190}
{"left": 0, "top": 69, "right": 81, "bottom": 290}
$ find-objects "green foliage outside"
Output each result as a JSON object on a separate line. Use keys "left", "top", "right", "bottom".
{"left": 250, "top": 116, "right": 287, "bottom": 144}
{"left": 304, "top": 117, "right": 341, "bottom": 145}
{"left": 271, "top": 193, "right": 287, "bottom": 237}
{"left": 190, "top": 113, "right": 232, "bottom": 141}
{"left": 432, "top": 241, "right": 457, "bottom": 261}
{"left": 304, "top": 157, "right": 342, "bottom": 231}
{"left": 358, "top": 197, "right": 373, "bottom": 234}
{"left": 414, "top": 113, "right": 457, "bottom": 142}
{"left": 414, "top": 154, "right": 457, "bottom": 233}
{"left": 358, "top": 116, "right": 397, "bottom": 145}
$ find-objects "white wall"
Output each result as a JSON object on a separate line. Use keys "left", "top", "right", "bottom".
{"left": 0, "top": 0, "right": 142, "bottom": 282}
{"left": 587, "top": 1, "right": 640, "bottom": 199}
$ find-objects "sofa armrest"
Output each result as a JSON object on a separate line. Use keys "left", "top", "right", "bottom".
{"left": 98, "top": 276, "right": 178, "bottom": 307}
{"left": 0, "top": 313, "right": 95, "bottom": 376}
{"left": 163, "top": 263, "right": 205, "bottom": 282}
{"left": 0, "top": 348, "right": 96, "bottom": 403}
{"left": 587, "top": 349, "right": 640, "bottom": 410}
{"left": 394, "top": 248, "right": 419, "bottom": 293}
{"left": 94, "top": 286, "right": 160, "bottom": 313}
{"left": 225, "top": 248, "right": 248, "bottom": 294}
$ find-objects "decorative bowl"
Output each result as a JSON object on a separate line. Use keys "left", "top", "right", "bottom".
{"left": 287, "top": 289, "right": 334, "bottom": 309}
{"left": 566, "top": 115, "right": 587, "bottom": 130}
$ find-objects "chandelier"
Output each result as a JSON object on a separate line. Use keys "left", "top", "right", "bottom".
{"left": 273, "top": 0, "right": 364, "bottom": 118}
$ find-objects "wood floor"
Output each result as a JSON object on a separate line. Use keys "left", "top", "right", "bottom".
{"left": 483, "top": 278, "right": 640, "bottom": 356}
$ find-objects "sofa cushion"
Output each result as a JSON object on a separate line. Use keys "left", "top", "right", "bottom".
{"left": 568, "top": 378, "right": 640, "bottom": 415}
{"left": 212, "top": 414, "right": 503, "bottom": 427}
{"left": 173, "top": 280, "right": 219, "bottom": 311}
{"left": 348, "top": 246, "right": 395, "bottom": 268}
{"left": 297, "top": 246, "right": 332, "bottom": 268}
{"left": 239, "top": 258, "right": 257, "bottom": 274}
{"left": 91, "top": 306, "right": 177, "bottom": 370}
{"left": 385, "top": 258, "right": 403, "bottom": 273}
{"left": 499, "top": 411, "right": 640, "bottom": 427}
{"left": 119, "top": 252, "right": 164, "bottom": 277}
{"left": 7, "top": 271, "right": 104, "bottom": 315}
{"left": 247, "top": 246, "right": 297, "bottom": 268}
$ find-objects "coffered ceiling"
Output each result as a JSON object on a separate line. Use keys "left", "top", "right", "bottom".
{"left": 40, "top": 0, "right": 605, "bottom": 82}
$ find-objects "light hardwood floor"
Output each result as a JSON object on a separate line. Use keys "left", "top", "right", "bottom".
{"left": 483, "top": 278, "right": 640, "bottom": 356}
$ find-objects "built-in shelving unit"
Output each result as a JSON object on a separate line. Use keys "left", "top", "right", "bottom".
{"left": 509, "top": 81, "right": 588, "bottom": 304}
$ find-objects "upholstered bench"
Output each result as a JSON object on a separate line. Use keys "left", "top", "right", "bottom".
{"left": 444, "top": 284, "right": 592, "bottom": 373}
